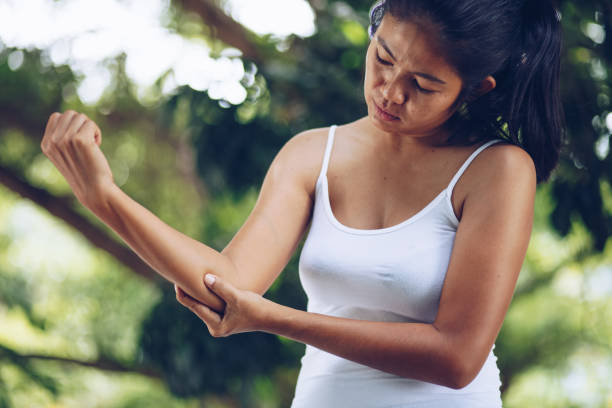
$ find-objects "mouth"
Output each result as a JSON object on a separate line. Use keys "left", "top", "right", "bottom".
{"left": 373, "top": 100, "right": 400, "bottom": 121}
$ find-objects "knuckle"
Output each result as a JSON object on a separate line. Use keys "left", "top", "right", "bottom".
{"left": 211, "top": 324, "right": 227, "bottom": 337}
{"left": 58, "top": 138, "right": 70, "bottom": 150}
{"left": 80, "top": 120, "right": 93, "bottom": 131}
{"left": 70, "top": 135, "right": 86, "bottom": 147}
{"left": 231, "top": 297, "right": 241, "bottom": 309}
{"left": 224, "top": 292, "right": 236, "bottom": 304}
{"left": 41, "top": 142, "right": 53, "bottom": 155}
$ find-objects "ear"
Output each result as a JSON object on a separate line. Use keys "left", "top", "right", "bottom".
{"left": 470, "top": 75, "right": 496, "bottom": 100}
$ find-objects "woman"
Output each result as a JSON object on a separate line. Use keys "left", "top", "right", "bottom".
{"left": 40, "top": 0, "right": 563, "bottom": 406}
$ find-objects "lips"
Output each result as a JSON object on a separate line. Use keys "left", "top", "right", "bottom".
{"left": 373, "top": 100, "right": 400, "bottom": 121}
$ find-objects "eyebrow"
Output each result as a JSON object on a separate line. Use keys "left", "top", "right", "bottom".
{"left": 376, "top": 36, "right": 447, "bottom": 85}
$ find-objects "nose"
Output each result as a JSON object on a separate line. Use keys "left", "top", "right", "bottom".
{"left": 381, "top": 74, "right": 406, "bottom": 105}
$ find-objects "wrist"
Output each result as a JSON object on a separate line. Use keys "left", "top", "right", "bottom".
{"left": 86, "top": 181, "right": 120, "bottom": 218}
{"left": 257, "top": 299, "right": 294, "bottom": 336}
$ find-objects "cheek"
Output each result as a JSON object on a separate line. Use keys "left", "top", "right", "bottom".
{"left": 363, "top": 60, "right": 375, "bottom": 86}
{"left": 404, "top": 96, "right": 456, "bottom": 126}
{"left": 363, "top": 67, "right": 387, "bottom": 104}
{"left": 418, "top": 89, "right": 459, "bottom": 112}
{"left": 363, "top": 64, "right": 378, "bottom": 100}
{"left": 364, "top": 49, "right": 384, "bottom": 86}
{"left": 434, "top": 92, "right": 462, "bottom": 119}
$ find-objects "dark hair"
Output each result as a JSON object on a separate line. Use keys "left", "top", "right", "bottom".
{"left": 368, "top": 0, "right": 564, "bottom": 183}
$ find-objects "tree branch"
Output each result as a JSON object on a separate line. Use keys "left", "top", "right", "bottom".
{"left": 173, "top": 0, "right": 264, "bottom": 63}
{"left": 0, "top": 344, "right": 160, "bottom": 379}
{"left": 24, "top": 354, "right": 161, "bottom": 378}
{"left": 0, "top": 163, "right": 159, "bottom": 283}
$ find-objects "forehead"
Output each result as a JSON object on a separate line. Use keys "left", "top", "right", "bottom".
{"left": 376, "top": 14, "right": 458, "bottom": 78}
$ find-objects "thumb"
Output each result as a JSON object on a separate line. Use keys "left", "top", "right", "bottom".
{"left": 91, "top": 121, "right": 102, "bottom": 146}
{"left": 204, "top": 274, "right": 235, "bottom": 301}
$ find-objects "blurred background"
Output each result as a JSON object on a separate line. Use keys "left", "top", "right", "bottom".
{"left": 0, "top": 0, "right": 611, "bottom": 406}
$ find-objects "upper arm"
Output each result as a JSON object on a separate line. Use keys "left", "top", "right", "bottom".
{"left": 433, "top": 144, "right": 537, "bottom": 385}
{"left": 220, "top": 128, "right": 328, "bottom": 295}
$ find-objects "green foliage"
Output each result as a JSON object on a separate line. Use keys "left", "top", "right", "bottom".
{"left": 0, "top": 273, "right": 45, "bottom": 330}
{"left": 162, "top": 87, "right": 289, "bottom": 195}
{"left": 551, "top": 0, "right": 612, "bottom": 251}
{"left": 0, "top": 0, "right": 611, "bottom": 406}
{"left": 0, "top": 345, "right": 58, "bottom": 397}
{"left": 0, "top": 48, "right": 73, "bottom": 136}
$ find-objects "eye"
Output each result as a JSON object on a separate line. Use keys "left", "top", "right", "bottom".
{"left": 375, "top": 50, "right": 392, "bottom": 66}
{"left": 413, "top": 79, "right": 435, "bottom": 94}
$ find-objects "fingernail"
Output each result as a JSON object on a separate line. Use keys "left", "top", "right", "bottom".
{"left": 205, "top": 274, "right": 216, "bottom": 286}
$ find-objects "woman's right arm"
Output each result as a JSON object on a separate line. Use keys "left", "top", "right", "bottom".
{"left": 42, "top": 110, "right": 324, "bottom": 312}
{"left": 93, "top": 126, "right": 322, "bottom": 310}
{"left": 90, "top": 127, "right": 324, "bottom": 310}
{"left": 92, "top": 183, "right": 234, "bottom": 312}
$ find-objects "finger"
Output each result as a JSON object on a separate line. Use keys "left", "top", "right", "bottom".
{"left": 51, "top": 110, "right": 78, "bottom": 143}
{"left": 43, "top": 112, "right": 61, "bottom": 136}
{"left": 178, "top": 290, "right": 222, "bottom": 325}
{"left": 92, "top": 121, "right": 102, "bottom": 146}
{"left": 45, "top": 112, "right": 60, "bottom": 133}
{"left": 174, "top": 286, "right": 225, "bottom": 315}
{"left": 175, "top": 285, "right": 195, "bottom": 308}
{"left": 203, "top": 274, "right": 236, "bottom": 302}
{"left": 194, "top": 303, "right": 222, "bottom": 325}
{"left": 74, "top": 119, "right": 103, "bottom": 146}
{"left": 175, "top": 285, "right": 222, "bottom": 325}
{"left": 41, "top": 112, "right": 61, "bottom": 152}
{"left": 74, "top": 120, "right": 99, "bottom": 147}
{"left": 65, "top": 113, "right": 89, "bottom": 140}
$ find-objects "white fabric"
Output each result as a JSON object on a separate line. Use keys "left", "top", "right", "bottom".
{"left": 291, "top": 125, "right": 504, "bottom": 407}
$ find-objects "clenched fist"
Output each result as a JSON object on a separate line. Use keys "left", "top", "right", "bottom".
{"left": 40, "top": 110, "right": 115, "bottom": 211}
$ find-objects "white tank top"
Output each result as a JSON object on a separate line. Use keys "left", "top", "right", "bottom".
{"left": 292, "top": 125, "right": 504, "bottom": 408}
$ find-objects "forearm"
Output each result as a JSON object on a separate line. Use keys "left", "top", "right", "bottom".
{"left": 90, "top": 183, "right": 235, "bottom": 311}
{"left": 261, "top": 303, "right": 465, "bottom": 388}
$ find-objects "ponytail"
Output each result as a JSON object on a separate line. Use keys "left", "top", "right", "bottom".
{"left": 506, "top": 0, "right": 564, "bottom": 182}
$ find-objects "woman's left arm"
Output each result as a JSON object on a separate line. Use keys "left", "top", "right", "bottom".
{"left": 176, "top": 144, "right": 537, "bottom": 390}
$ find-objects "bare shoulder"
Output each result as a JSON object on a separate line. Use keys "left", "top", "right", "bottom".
{"left": 483, "top": 142, "right": 535, "bottom": 174}
{"left": 271, "top": 126, "right": 331, "bottom": 197}
{"left": 463, "top": 143, "right": 537, "bottom": 210}
{"left": 465, "top": 142, "right": 536, "bottom": 192}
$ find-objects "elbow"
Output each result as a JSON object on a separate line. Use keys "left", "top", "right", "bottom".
{"left": 441, "top": 353, "right": 481, "bottom": 390}
{"left": 426, "top": 324, "right": 491, "bottom": 389}
{"left": 177, "top": 266, "right": 226, "bottom": 313}
{"left": 445, "top": 369, "right": 475, "bottom": 390}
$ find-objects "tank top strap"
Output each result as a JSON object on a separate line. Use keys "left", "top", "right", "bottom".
{"left": 446, "top": 139, "right": 504, "bottom": 193}
{"left": 317, "top": 125, "right": 337, "bottom": 181}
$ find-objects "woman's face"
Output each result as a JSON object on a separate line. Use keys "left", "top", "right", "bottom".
{"left": 364, "top": 14, "right": 464, "bottom": 141}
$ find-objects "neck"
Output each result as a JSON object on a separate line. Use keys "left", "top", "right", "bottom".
{"left": 358, "top": 117, "right": 452, "bottom": 155}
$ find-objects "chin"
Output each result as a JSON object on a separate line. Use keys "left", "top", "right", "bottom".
{"left": 368, "top": 110, "right": 401, "bottom": 131}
